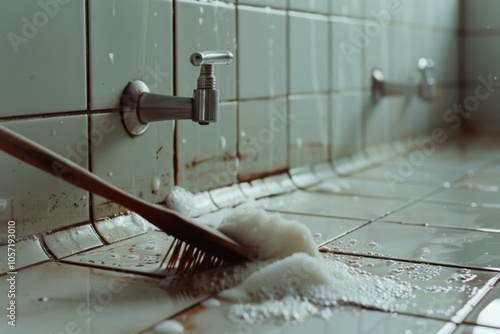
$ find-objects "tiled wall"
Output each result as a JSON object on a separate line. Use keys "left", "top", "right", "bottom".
{"left": 464, "top": 0, "right": 500, "bottom": 132}
{"left": 0, "top": 0, "right": 461, "bottom": 242}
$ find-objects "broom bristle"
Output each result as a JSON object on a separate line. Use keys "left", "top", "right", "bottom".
{"left": 160, "top": 238, "right": 227, "bottom": 275}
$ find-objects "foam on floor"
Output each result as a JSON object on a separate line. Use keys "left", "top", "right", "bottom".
{"left": 162, "top": 209, "right": 415, "bottom": 326}
{"left": 217, "top": 209, "right": 320, "bottom": 260}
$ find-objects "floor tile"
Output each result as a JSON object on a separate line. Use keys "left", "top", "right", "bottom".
{"left": 426, "top": 188, "right": 500, "bottom": 207}
{"left": 0, "top": 236, "right": 50, "bottom": 274}
{"left": 465, "top": 278, "right": 500, "bottom": 329}
{"left": 155, "top": 302, "right": 448, "bottom": 334}
{"left": 0, "top": 261, "right": 201, "bottom": 334}
{"left": 354, "top": 161, "right": 466, "bottom": 186}
{"left": 454, "top": 172, "right": 500, "bottom": 190}
{"left": 308, "top": 177, "right": 439, "bottom": 200}
{"left": 64, "top": 231, "right": 173, "bottom": 275}
{"left": 454, "top": 325, "right": 500, "bottom": 333}
{"left": 385, "top": 201, "right": 500, "bottom": 232}
{"left": 259, "top": 191, "right": 408, "bottom": 220}
{"left": 330, "top": 254, "right": 499, "bottom": 321}
{"left": 278, "top": 213, "right": 368, "bottom": 246}
{"left": 44, "top": 223, "right": 103, "bottom": 259}
{"left": 327, "top": 221, "right": 500, "bottom": 270}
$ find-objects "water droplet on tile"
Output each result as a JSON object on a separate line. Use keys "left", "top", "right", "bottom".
{"left": 220, "top": 136, "right": 227, "bottom": 150}
{"left": 38, "top": 297, "right": 49, "bottom": 302}
{"left": 201, "top": 298, "right": 221, "bottom": 308}
{"left": 443, "top": 182, "right": 451, "bottom": 188}
{"left": 199, "top": 7, "right": 203, "bottom": 13}
{"left": 152, "top": 176, "right": 161, "bottom": 192}
{"left": 296, "top": 137, "right": 303, "bottom": 148}
{"left": 107, "top": 171, "right": 113, "bottom": 177}
{"left": 60, "top": 120, "right": 64, "bottom": 125}
{"left": 181, "top": 139, "right": 186, "bottom": 144}
{"left": 109, "top": 52, "right": 114, "bottom": 64}
{"left": 199, "top": 18, "right": 203, "bottom": 25}
{"left": 154, "top": 11, "right": 157, "bottom": 16}
{"left": 154, "top": 42, "right": 157, "bottom": 48}
{"left": 0, "top": 199, "right": 8, "bottom": 212}
{"left": 81, "top": 195, "right": 87, "bottom": 200}
{"left": 471, "top": 202, "right": 477, "bottom": 208}
{"left": 153, "top": 320, "right": 184, "bottom": 333}
{"left": 51, "top": 129, "right": 57, "bottom": 136}
{"left": 313, "top": 232, "right": 322, "bottom": 238}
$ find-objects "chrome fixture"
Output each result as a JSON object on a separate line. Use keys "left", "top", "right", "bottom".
{"left": 371, "top": 58, "right": 436, "bottom": 103}
{"left": 120, "top": 50, "right": 233, "bottom": 136}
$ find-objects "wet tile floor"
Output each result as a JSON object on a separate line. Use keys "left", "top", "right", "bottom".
{"left": 2, "top": 140, "right": 500, "bottom": 333}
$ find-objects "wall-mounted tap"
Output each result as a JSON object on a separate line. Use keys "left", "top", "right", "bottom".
{"left": 371, "top": 58, "right": 436, "bottom": 103}
{"left": 120, "top": 50, "right": 233, "bottom": 136}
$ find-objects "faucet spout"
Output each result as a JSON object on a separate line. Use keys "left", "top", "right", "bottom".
{"left": 371, "top": 58, "right": 436, "bottom": 103}
{"left": 138, "top": 93, "right": 193, "bottom": 123}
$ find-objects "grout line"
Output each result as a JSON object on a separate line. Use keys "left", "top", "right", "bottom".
{"left": 172, "top": 0, "right": 179, "bottom": 186}
{"left": 84, "top": 0, "right": 96, "bottom": 227}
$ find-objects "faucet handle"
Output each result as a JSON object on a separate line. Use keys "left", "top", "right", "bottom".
{"left": 190, "top": 50, "right": 234, "bottom": 125}
{"left": 190, "top": 50, "right": 233, "bottom": 66}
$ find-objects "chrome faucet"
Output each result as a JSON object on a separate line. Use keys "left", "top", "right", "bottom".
{"left": 371, "top": 58, "right": 436, "bottom": 103}
{"left": 120, "top": 50, "right": 233, "bottom": 136}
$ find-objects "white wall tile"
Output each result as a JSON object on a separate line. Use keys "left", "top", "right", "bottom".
{"left": 176, "top": 103, "right": 238, "bottom": 192}
{"left": 289, "top": 0, "right": 329, "bottom": 14}
{"left": 0, "top": 116, "right": 89, "bottom": 241}
{"left": 176, "top": 0, "right": 236, "bottom": 100}
{"left": 465, "top": 0, "right": 500, "bottom": 31}
{"left": 89, "top": 0, "right": 173, "bottom": 110}
{"left": 397, "top": 0, "right": 433, "bottom": 27}
{"left": 363, "top": 0, "right": 405, "bottom": 29}
{"left": 432, "top": 0, "right": 461, "bottom": 30}
{"left": 431, "top": 31, "right": 459, "bottom": 84}
{"left": 289, "top": 95, "right": 329, "bottom": 168}
{"left": 90, "top": 113, "right": 174, "bottom": 219}
{"left": 392, "top": 26, "right": 414, "bottom": 84}
{"left": 0, "top": 0, "right": 86, "bottom": 117}
{"left": 363, "top": 94, "right": 394, "bottom": 148}
{"left": 330, "top": 92, "right": 364, "bottom": 159}
{"left": 238, "top": 0, "right": 287, "bottom": 9}
{"left": 238, "top": 98, "right": 288, "bottom": 181}
{"left": 465, "top": 35, "right": 500, "bottom": 83}
{"left": 331, "top": 0, "right": 363, "bottom": 17}
{"left": 363, "top": 19, "right": 391, "bottom": 89}
{"left": 331, "top": 19, "right": 363, "bottom": 91}
{"left": 238, "top": 5, "right": 287, "bottom": 99}
{"left": 289, "top": 12, "right": 329, "bottom": 95}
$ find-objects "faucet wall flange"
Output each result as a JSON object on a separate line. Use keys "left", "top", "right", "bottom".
{"left": 121, "top": 80, "right": 151, "bottom": 136}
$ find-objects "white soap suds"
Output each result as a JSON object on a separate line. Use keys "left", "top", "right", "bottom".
{"left": 217, "top": 209, "right": 319, "bottom": 260}
{"left": 165, "top": 186, "right": 197, "bottom": 216}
